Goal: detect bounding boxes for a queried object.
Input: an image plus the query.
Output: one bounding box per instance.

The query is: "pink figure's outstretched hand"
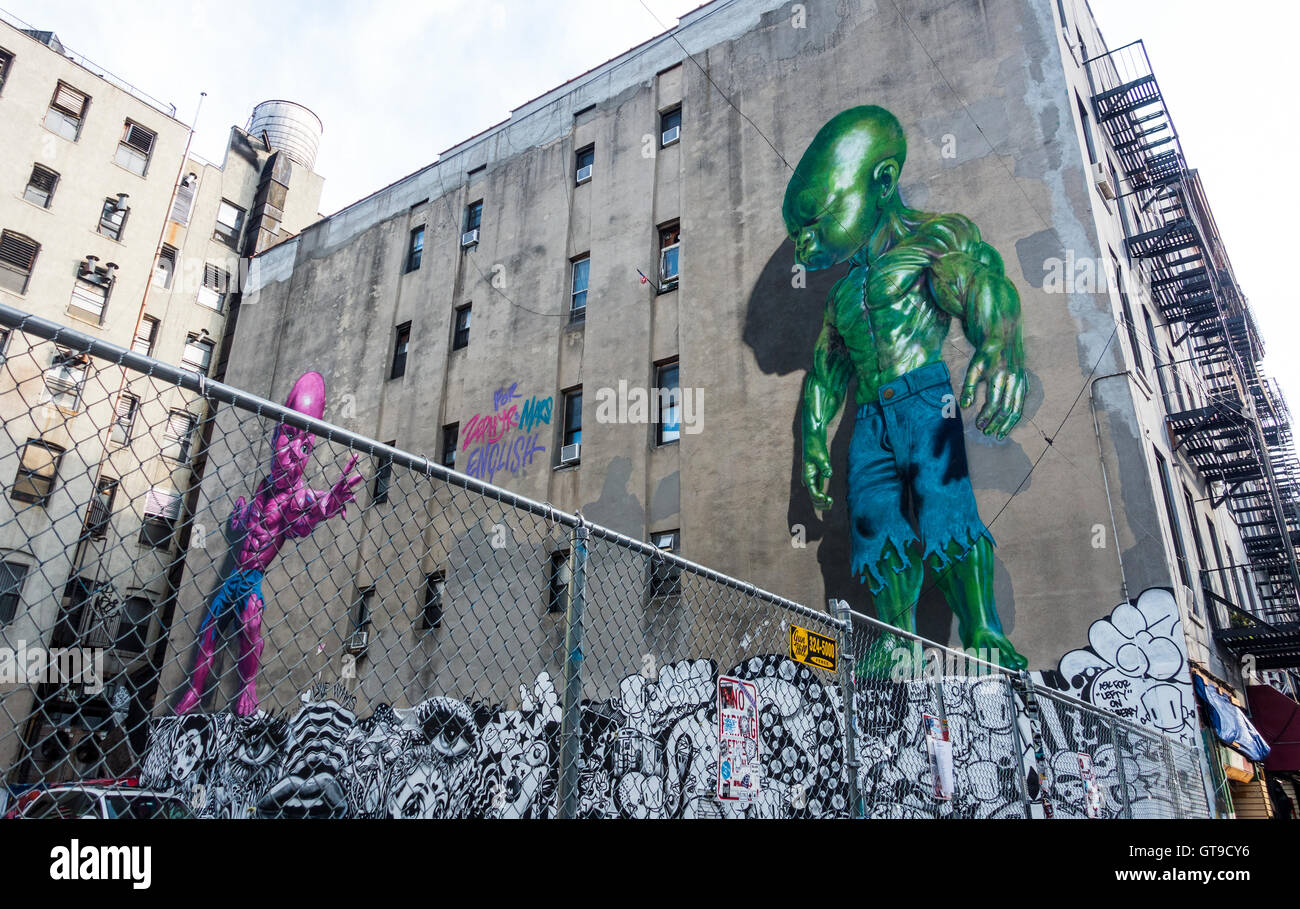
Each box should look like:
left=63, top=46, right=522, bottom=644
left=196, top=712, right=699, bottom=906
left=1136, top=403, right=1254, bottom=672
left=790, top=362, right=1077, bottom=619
left=229, top=496, right=249, bottom=532
left=324, top=454, right=365, bottom=519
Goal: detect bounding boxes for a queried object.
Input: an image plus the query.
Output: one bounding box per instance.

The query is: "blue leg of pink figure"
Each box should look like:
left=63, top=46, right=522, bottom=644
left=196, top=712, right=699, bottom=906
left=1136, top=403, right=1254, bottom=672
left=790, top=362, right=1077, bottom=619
left=236, top=593, right=266, bottom=716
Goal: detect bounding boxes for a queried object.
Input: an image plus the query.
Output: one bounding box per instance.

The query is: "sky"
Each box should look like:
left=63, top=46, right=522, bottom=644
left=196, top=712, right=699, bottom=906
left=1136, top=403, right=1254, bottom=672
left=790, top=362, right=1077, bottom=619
left=5, top=0, right=1296, bottom=411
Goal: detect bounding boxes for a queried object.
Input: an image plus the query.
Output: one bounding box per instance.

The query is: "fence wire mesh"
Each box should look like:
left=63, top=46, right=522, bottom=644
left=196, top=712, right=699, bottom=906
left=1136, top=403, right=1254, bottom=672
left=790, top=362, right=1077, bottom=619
left=0, top=306, right=1213, bottom=819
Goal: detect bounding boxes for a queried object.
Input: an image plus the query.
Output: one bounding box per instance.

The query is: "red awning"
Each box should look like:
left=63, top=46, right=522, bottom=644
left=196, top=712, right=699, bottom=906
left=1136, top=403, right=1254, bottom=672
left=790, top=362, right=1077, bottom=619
left=1246, top=685, right=1300, bottom=773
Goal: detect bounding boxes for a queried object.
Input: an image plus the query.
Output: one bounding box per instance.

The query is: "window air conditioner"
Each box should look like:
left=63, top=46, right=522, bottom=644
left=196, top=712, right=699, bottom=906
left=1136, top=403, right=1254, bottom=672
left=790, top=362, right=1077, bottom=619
left=461, top=228, right=480, bottom=247
left=661, top=125, right=680, bottom=146
left=560, top=443, right=581, bottom=465
left=576, top=163, right=593, bottom=183
left=1092, top=162, right=1116, bottom=201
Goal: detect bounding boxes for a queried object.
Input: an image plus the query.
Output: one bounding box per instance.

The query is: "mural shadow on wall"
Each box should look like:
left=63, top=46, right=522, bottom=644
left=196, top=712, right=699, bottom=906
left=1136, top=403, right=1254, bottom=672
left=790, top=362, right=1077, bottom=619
left=742, top=239, right=1011, bottom=644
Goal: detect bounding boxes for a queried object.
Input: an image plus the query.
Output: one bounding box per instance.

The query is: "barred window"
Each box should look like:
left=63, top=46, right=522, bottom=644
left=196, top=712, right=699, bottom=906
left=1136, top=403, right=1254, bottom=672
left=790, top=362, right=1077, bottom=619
left=0, top=560, right=28, bottom=623
left=153, top=245, right=177, bottom=290
left=111, top=393, right=138, bottom=446
left=162, top=411, right=196, bottom=462
left=133, top=316, right=158, bottom=356
left=86, top=477, right=117, bottom=540
left=139, top=487, right=181, bottom=549
left=45, top=350, right=87, bottom=409
left=170, top=177, right=195, bottom=225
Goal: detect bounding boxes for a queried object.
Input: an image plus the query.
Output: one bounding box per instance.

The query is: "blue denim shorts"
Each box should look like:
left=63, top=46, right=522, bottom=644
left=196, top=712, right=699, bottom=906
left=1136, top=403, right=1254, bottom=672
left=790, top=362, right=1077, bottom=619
left=846, top=361, right=993, bottom=593
left=199, top=568, right=265, bottom=634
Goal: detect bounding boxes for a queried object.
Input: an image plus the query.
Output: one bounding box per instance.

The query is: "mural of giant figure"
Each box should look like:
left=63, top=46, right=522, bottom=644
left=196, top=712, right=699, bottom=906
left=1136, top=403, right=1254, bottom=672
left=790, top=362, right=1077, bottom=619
left=784, top=106, right=1027, bottom=672
left=175, top=372, right=364, bottom=716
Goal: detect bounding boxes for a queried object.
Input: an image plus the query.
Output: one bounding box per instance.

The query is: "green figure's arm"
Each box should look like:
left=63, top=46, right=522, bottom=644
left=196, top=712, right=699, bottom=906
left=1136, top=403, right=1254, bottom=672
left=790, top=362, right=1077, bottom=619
left=803, top=291, right=854, bottom=510
left=926, top=218, right=1026, bottom=439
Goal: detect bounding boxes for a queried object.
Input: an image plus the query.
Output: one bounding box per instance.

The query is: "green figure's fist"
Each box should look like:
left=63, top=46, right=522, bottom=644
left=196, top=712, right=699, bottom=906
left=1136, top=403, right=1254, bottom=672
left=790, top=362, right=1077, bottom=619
left=960, top=346, right=1026, bottom=441
left=803, top=448, right=834, bottom=511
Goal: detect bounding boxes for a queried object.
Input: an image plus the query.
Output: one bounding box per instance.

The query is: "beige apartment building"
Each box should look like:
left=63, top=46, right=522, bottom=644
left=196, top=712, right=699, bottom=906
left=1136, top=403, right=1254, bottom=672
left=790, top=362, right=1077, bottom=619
left=0, top=13, right=325, bottom=782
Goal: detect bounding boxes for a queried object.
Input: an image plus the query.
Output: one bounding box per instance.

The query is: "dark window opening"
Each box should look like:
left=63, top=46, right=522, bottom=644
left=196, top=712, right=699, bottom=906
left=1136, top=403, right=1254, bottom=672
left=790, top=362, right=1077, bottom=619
left=391, top=322, right=411, bottom=379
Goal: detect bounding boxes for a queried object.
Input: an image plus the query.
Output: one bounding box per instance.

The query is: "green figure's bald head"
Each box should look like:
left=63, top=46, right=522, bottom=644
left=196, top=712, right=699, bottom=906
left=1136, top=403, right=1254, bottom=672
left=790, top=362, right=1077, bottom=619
left=784, top=106, right=908, bottom=269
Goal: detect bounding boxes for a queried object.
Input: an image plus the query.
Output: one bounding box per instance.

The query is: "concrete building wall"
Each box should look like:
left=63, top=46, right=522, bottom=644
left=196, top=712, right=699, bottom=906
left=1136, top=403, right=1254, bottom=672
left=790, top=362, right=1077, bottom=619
left=162, top=0, right=1250, bottom=746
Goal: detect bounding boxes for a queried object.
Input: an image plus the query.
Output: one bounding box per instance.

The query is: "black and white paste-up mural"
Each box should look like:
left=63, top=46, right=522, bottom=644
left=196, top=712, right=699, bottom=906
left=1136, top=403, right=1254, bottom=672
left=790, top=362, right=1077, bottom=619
left=142, top=589, right=1197, bottom=818
left=1036, top=587, right=1196, bottom=747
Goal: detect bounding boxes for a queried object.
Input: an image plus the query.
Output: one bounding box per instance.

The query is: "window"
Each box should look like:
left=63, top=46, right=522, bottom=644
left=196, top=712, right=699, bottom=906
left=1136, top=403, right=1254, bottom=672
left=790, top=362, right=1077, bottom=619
left=1076, top=92, right=1096, bottom=165
left=45, top=82, right=89, bottom=141
left=1154, top=450, right=1191, bottom=588
left=422, top=572, right=445, bottom=629
left=405, top=226, right=424, bottom=273
left=0, top=560, right=27, bottom=623
left=656, top=360, right=681, bottom=445
left=197, top=263, right=229, bottom=311
left=170, top=177, right=196, bottom=225
left=562, top=388, right=582, bottom=447
left=373, top=441, right=396, bottom=504
left=213, top=200, right=245, bottom=248
left=139, top=487, right=181, bottom=549
left=452, top=304, right=471, bottom=350
left=391, top=322, right=410, bottom=379
left=163, top=411, right=197, bottom=462
left=115, top=120, right=156, bottom=176
left=24, top=164, right=58, bottom=208
left=111, top=393, right=138, bottom=446
left=132, top=316, right=158, bottom=356
left=0, top=327, right=9, bottom=363
left=70, top=275, right=110, bottom=321
left=465, top=200, right=483, bottom=233
left=153, top=245, right=177, bottom=290
left=0, top=230, right=39, bottom=294
left=660, top=106, right=682, bottom=147
left=12, top=439, right=64, bottom=505
left=659, top=222, right=680, bottom=289
left=647, top=530, right=682, bottom=600
left=86, top=477, right=117, bottom=540
left=353, top=585, right=375, bottom=633
left=45, top=350, right=87, bottom=409
left=1184, top=488, right=1209, bottom=616
left=575, top=145, right=594, bottom=184
left=98, top=196, right=129, bottom=241
left=0, top=47, right=11, bottom=94
left=547, top=550, right=571, bottom=614
left=1111, top=253, right=1143, bottom=375
left=570, top=256, right=589, bottom=324
left=116, top=596, right=153, bottom=653
left=440, top=423, right=458, bottom=469
left=182, top=336, right=214, bottom=375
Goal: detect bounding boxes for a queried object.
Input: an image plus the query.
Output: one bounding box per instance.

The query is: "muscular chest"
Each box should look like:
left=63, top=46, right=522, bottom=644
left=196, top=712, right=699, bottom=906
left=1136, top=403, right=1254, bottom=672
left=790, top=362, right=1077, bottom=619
left=831, top=252, right=945, bottom=350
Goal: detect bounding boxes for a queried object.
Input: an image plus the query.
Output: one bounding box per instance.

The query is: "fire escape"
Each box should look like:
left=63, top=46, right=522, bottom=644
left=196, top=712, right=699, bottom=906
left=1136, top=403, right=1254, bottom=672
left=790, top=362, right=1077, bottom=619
left=1088, top=41, right=1300, bottom=671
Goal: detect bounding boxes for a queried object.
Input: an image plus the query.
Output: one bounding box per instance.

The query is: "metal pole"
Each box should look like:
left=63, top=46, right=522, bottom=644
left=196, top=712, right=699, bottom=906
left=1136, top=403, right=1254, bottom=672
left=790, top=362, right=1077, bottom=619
left=556, top=520, right=589, bottom=819
left=1111, top=720, right=1132, bottom=819
left=1015, top=670, right=1054, bottom=819
left=831, top=599, right=861, bottom=819
left=1004, top=675, right=1033, bottom=819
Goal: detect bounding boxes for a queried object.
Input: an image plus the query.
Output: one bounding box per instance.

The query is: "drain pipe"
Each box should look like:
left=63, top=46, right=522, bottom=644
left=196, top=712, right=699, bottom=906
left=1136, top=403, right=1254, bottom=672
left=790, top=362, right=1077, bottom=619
left=1089, top=371, right=1133, bottom=604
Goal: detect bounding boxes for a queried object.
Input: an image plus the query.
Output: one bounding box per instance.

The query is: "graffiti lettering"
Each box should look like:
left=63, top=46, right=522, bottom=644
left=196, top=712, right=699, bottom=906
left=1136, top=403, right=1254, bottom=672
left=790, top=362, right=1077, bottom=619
left=465, top=433, right=545, bottom=483
left=520, top=396, right=553, bottom=434
left=493, top=383, right=521, bottom=411
left=463, top=406, right=519, bottom=450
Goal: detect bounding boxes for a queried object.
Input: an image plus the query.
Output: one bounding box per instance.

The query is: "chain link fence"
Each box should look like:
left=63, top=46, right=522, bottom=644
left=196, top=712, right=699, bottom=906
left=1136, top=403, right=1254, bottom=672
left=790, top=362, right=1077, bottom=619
left=0, top=304, right=1210, bottom=818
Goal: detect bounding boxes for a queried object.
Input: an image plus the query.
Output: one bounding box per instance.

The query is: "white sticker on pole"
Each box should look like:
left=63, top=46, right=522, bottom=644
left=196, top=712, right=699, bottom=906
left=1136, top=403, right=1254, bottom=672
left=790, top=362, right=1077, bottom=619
left=717, top=675, right=761, bottom=803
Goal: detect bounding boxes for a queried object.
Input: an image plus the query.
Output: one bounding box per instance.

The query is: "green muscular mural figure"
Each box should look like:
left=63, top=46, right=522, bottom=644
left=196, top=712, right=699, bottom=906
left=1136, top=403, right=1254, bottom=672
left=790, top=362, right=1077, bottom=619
left=784, top=106, right=1028, bottom=673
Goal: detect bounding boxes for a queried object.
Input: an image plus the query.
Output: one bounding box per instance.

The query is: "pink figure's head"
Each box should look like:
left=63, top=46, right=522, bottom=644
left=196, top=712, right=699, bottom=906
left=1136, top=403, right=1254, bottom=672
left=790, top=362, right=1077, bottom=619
left=271, top=372, right=326, bottom=490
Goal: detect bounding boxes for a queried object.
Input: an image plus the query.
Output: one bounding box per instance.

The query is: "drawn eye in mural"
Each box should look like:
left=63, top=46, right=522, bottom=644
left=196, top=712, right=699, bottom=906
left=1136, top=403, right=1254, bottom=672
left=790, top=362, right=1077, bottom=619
left=414, top=698, right=481, bottom=760
left=782, top=106, right=1028, bottom=675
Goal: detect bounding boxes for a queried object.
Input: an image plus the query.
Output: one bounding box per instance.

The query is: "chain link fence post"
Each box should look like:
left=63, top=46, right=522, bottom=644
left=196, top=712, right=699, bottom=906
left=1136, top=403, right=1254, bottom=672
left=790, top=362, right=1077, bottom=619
left=831, top=598, right=861, bottom=819
left=556, top=519, right=589, bottom=819
left=1160, top=735, right=1184, bottom=819
left=1014, top=670, right=1054, bottom=818
left=1111, top=719, right=1133, bottom=819
left=1004, top=675, right=1033, bottom=819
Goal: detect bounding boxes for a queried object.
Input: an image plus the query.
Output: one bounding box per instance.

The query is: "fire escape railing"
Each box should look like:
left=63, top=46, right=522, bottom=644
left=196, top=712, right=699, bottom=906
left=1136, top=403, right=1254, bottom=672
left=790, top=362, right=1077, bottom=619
left=1087, top=41, right=1300, bottom=664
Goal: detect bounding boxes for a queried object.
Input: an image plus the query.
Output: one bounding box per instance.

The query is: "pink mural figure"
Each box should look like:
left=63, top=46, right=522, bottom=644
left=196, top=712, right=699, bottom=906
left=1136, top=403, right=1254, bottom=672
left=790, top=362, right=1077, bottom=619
left=175, top=372, right=364, bottom=716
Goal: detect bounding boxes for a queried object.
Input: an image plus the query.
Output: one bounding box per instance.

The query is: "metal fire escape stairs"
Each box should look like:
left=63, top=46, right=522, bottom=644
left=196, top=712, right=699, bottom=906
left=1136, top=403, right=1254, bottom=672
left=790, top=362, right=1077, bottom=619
left=1088, top=41, right=1300, bottom=670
